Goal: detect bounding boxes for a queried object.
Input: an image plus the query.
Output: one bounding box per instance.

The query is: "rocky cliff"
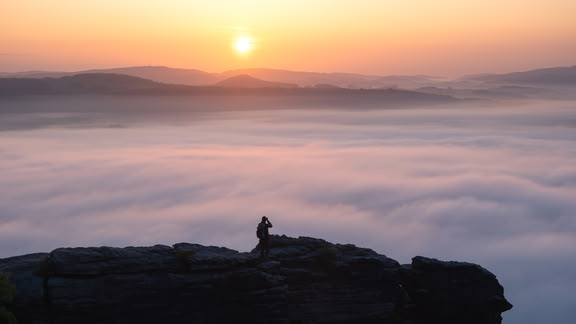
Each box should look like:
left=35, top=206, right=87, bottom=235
left=0, top=235, right=512, bottom=324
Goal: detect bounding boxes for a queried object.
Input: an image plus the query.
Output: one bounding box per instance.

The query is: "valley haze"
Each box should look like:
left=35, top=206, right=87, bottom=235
left=1, top=64, right=576, bottom=324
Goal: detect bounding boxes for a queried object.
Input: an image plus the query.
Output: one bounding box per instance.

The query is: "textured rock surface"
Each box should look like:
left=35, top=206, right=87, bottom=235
left=0, top=235, right=512, bottom=324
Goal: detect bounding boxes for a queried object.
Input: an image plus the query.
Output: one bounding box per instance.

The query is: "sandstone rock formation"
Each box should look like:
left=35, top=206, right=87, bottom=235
left=0, top=235, right=512, bottom=323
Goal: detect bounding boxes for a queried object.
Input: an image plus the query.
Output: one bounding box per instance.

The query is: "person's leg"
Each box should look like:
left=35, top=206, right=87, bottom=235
left=259, top=239, right=265, bottom=258
left=264, top=237, right=270, bottom=257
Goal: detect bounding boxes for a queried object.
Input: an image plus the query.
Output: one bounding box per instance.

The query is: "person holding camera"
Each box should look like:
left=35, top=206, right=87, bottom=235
left=256, top=216, right=273, bottom=258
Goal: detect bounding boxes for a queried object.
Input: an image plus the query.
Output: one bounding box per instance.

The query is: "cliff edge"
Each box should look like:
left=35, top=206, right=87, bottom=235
left=0, top=235, right=512, bottom=323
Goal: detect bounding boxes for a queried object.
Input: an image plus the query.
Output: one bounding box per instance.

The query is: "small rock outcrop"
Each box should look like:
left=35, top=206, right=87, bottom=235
left=0, top=235, right=512, bottom=323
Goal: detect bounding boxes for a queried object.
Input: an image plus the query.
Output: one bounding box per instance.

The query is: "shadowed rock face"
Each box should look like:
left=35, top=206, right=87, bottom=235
left=0, top=235, right=512, bottom=324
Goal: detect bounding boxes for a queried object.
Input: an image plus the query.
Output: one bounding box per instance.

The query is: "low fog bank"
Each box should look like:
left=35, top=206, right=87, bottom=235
left=1, top=98, right=576, bottom=324
left=1, top=94, right=575, bottom=132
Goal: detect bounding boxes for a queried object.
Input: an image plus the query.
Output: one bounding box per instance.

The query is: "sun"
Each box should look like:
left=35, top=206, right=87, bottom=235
left=235, top=37, right=252, bottom=52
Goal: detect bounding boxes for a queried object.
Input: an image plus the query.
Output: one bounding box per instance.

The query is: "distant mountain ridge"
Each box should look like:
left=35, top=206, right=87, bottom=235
left=3, top=64, right=576, bottom=88
left=0, top=73, right=459, bottom=107
left=0, top=66, right=446, bottom=89
left=215, top=74, right=298, bottom=88
left=2, top=64, right=575, bottom=100
left=0, top=66, right=218, bottom=86
left=461, top=65, right=576, bottom=85
left=0, top=73, right=168, bottom=95
left=2, top=64, right=575, bottom=90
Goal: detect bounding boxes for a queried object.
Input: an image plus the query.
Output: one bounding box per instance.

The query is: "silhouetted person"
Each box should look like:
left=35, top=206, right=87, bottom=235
left=257, top=216, right=273, bottom=258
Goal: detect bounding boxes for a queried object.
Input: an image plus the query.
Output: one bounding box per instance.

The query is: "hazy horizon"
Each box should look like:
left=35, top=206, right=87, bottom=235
left=1, top=63, right=574, bottom=79
left=3, top=1, right=576, bottom=76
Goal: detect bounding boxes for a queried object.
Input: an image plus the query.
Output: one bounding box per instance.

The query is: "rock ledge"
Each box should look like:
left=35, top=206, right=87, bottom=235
left=0, top=235, right=512, bottom=323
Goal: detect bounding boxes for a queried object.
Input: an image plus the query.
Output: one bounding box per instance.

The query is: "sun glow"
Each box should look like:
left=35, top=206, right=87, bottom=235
left=235, top=37, right=252, bottom=52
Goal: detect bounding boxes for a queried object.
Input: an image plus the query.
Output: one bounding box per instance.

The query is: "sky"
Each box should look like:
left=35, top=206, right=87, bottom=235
left=2, top=0, right=576, bottom=76
left=1, top=97, right=576, bottom=323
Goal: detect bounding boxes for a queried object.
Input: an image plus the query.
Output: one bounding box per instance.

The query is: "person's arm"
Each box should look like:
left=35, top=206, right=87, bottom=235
left=267, top=220, right=273, bottom=228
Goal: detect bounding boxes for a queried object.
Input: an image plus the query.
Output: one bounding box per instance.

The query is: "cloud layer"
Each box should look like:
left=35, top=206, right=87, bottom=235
left=1, top=99, right=576, bottom=324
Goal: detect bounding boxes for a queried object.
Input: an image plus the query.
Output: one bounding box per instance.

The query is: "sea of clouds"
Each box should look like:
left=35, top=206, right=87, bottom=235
left=1, top=97, right=575, bottom=323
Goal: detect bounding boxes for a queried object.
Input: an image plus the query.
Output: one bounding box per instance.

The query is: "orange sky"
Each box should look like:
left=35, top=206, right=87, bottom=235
left=2, top=0, right=576, bottom=76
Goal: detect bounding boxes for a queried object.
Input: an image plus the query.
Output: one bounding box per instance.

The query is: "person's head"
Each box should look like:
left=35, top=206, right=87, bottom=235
left=261, top=216, right=268, bottom=223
